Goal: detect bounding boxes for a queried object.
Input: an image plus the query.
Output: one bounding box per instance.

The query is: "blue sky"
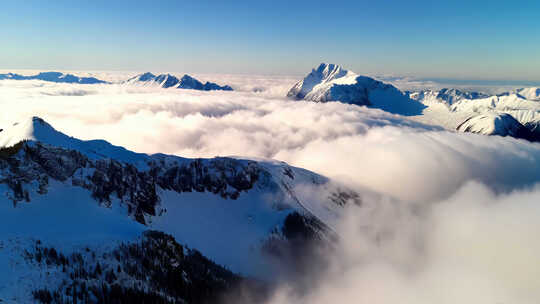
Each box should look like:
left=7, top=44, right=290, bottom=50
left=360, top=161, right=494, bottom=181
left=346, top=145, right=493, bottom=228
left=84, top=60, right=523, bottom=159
left=1, top=0, right=539, bottom=80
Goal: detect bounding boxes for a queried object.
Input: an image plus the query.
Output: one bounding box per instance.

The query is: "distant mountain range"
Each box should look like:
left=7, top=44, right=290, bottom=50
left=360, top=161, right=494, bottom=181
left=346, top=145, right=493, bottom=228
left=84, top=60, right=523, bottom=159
left=125, top=72, right=234, bottom=91
left=1, top=67, right=538, bottom=142
left=0, top=71, right=234, bottom=92
left=288, top=63, right=540, bottom=142
left=0, top=71, right=107, bottom=84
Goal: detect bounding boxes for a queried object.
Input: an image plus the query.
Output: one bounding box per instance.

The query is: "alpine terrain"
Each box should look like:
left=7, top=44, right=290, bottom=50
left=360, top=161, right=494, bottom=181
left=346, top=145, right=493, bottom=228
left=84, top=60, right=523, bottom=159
left=0, top=116, right=359, bottom=303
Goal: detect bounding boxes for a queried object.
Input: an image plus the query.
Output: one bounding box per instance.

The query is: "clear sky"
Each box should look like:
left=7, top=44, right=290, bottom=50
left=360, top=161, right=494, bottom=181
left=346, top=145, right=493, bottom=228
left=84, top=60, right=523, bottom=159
left=1, top=0, right=539, bottom=80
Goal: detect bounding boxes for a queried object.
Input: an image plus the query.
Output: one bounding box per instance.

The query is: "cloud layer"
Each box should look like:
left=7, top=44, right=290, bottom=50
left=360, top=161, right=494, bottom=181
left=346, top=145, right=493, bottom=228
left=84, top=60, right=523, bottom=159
left=1, top=78, right=538, bottom=202
left=266, top=182, right=540, bottom=304
left=1, top=76, right=540, bottom=303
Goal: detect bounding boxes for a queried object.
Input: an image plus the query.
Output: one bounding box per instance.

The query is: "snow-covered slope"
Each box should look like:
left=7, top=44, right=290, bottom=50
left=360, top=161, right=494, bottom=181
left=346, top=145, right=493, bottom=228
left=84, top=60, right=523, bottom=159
left=125, top=72, right=233, bottom=91
left=516, top=87, right=540, bottom=101
left=450, top=93, right=540, bottom=137
left=0, top=117, right=148, bottom=165
left=456, top=113, right=536, bottom=141
left=408, top=86, right=540, bottom=142
left=408, top=88, right=489, bottom=106
left=0, top=72, right=107, bottom=84
left=287, top=63, right=426, bottom=116
left=0, top=116, right=358, bottom=285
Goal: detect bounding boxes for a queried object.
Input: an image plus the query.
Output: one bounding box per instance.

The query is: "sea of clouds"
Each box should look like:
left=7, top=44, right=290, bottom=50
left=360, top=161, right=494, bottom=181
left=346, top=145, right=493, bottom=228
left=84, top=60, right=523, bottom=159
left=1, top=74, right=540, bottom=303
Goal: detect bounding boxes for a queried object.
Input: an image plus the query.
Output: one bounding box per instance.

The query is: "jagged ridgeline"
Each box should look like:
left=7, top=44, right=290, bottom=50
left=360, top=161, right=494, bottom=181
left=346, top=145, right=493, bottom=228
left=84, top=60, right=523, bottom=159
left=1, top=139, right=265, bottom=224
left=124, top=72, right=233, bottom=91
left=0, top=117, right=360, bottom=302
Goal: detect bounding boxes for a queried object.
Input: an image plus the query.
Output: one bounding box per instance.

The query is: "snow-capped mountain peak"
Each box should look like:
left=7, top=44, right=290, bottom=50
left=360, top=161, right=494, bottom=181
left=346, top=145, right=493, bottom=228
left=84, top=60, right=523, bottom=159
left=288, top=63, right=426, bottom=116
left=287, top=63, right=352, bottom=100
left=0, top=116, right=59, bottom=148
left=133, top=72, right=157, bottom=82
left=309, top=63, right=350, bottom=84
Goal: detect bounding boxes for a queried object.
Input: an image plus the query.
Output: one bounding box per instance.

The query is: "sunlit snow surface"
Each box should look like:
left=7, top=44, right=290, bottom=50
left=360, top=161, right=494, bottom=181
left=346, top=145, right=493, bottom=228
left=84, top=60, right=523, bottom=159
left=0, top=180, right=144, bottom=302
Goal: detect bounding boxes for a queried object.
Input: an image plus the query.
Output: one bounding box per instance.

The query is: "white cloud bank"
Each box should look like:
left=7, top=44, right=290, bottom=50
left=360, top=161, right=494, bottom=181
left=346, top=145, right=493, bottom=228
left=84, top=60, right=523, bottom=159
left=1, top=76, right=540, bottom=303
left=267, top=182, right=540, bottom=304
left=1, top=78, right=538, bottom=202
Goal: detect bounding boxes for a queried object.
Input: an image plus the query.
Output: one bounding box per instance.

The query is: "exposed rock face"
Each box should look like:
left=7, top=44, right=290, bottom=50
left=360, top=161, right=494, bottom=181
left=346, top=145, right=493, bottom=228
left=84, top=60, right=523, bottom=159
left=288, top=63, right=426, bottom=116
left=524, top=121, right=540, bottom=141
left=456, top=113, right=537, bottom=142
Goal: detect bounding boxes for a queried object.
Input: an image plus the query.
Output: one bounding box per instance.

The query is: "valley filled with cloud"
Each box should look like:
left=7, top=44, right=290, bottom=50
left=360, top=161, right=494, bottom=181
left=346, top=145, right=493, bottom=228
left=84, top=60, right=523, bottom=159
left=1, top=72, right=539, bottom=303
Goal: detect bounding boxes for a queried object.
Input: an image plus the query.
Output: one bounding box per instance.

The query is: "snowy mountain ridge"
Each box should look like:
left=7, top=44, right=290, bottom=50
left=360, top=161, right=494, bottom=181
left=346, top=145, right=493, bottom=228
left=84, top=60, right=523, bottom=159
left=449, top=93, right=540, bottom=139
left=408, top=88, right=489, bottom=106
left=403, top=84, right=539, bottom=141
left=516, top=87, right=540, bottom=101
left=0, top=116, right=359, bottom=283
left=125, top=72, right=234, bottom=91
left=0, top=72, right=107, bottom=84
left=456, top=113, right=536, bottom=141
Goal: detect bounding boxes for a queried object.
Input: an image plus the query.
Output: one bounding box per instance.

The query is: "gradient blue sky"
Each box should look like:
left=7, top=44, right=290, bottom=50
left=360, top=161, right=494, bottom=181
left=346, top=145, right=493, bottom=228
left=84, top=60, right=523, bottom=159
left=1, top=0, right=539, bottom=80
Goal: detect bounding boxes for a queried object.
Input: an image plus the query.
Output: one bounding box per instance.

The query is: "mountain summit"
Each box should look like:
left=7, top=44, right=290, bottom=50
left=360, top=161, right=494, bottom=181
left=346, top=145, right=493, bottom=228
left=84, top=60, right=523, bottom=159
left=288, top=63, right=426, bottom=116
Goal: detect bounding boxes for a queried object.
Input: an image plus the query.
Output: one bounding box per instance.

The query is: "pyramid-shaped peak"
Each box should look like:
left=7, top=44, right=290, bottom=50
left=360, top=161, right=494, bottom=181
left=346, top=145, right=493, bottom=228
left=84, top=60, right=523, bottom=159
left=310, top=63, right=350, bottom=82
left=180, top=74, right=197, bottom=81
